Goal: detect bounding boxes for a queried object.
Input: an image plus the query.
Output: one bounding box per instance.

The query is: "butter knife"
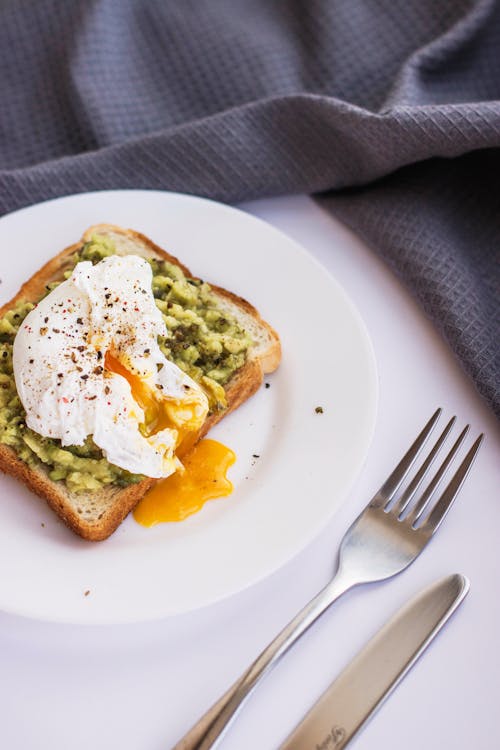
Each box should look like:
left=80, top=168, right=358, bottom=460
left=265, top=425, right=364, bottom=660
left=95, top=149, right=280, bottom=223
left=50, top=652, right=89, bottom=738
left=280, top=573, right=469, bottom=750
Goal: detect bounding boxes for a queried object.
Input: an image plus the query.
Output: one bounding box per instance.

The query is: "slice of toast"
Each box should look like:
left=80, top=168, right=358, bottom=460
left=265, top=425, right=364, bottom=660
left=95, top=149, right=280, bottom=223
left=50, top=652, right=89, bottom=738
left=0, top=224, right=281, bottom=540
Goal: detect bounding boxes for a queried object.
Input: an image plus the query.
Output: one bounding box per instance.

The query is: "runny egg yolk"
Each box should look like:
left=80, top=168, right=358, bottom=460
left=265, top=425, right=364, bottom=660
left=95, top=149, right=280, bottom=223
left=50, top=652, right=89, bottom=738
left=133, top=439, right=236, bottom=525
left=104, top=353, right=236, bottom=524
left=104, top=352, right=196, bottom=441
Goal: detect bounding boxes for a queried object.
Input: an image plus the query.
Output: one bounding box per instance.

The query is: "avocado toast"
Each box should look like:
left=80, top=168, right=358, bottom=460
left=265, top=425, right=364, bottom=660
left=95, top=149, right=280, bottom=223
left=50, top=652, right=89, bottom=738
left=0, top=224, right=281, bottom=540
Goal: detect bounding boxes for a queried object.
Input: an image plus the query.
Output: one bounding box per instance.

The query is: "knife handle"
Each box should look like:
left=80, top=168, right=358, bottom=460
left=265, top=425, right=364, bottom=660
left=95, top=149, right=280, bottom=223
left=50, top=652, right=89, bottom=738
left=171, top=570, right=354, bottom=750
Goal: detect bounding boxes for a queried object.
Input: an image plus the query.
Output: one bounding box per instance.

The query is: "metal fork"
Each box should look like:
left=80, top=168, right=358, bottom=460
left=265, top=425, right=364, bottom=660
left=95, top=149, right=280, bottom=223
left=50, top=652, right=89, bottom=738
left=173, top=409, right=483, bottom=750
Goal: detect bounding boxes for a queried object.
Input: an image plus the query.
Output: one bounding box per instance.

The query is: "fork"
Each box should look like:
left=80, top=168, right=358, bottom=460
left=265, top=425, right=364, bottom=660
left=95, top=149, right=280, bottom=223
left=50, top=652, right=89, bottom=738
left=173, top=409, right=483, bottom=750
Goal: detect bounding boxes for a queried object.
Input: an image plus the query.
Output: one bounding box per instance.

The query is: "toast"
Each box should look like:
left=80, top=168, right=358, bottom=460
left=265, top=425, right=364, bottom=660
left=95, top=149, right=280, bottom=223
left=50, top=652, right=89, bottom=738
left=0, top=224, right=281, bottom=540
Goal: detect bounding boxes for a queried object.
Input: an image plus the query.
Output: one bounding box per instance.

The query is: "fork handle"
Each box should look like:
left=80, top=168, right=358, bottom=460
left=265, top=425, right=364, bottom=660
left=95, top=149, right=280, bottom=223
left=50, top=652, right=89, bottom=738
left=171, top=569, right=355, bottom=750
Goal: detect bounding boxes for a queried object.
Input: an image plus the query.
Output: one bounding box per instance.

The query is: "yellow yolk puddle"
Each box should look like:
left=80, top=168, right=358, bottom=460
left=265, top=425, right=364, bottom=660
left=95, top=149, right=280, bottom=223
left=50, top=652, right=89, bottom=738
left=133, top=439, right=236, bottom=525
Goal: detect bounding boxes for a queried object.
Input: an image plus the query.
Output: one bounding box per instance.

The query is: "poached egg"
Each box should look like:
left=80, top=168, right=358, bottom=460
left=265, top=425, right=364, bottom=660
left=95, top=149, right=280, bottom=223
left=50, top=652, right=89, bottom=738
left=13, top=254, right=209, bottom=478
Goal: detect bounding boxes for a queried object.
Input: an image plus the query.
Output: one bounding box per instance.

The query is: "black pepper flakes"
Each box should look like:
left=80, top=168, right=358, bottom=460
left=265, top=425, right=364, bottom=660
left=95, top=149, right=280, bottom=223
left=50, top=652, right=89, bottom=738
left=315, top=406, right=324, bottom=414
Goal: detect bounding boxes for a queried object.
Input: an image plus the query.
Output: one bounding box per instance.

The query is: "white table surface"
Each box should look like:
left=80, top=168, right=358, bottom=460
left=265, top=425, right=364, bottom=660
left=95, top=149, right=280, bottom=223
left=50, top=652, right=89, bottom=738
left=0, top=194, right=498, bottom=750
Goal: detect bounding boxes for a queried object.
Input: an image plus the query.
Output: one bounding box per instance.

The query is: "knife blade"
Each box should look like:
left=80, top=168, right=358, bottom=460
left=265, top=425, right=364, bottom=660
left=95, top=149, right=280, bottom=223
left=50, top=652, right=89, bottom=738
left=279, top=573, right=469, bottom=750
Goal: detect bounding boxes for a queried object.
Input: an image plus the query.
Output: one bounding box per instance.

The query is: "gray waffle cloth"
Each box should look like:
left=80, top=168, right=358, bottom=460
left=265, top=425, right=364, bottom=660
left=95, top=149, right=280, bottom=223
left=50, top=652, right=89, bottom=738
left=0, top=0, right=499, bottom=416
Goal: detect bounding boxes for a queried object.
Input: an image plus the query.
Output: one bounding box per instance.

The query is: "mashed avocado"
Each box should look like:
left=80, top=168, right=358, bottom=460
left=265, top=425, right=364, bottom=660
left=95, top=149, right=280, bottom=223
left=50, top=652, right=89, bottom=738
left=0, top=236, right=252, bottom=492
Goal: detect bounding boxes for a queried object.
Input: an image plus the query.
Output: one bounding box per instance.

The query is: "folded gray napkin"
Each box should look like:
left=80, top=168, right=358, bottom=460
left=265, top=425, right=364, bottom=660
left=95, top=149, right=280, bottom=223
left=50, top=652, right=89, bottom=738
left=0, top=0, right=498, bottom=415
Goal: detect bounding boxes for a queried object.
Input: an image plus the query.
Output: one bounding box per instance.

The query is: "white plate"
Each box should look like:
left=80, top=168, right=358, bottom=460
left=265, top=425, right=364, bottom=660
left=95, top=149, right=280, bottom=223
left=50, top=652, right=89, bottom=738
left=0, top=190, right=377, bottom=624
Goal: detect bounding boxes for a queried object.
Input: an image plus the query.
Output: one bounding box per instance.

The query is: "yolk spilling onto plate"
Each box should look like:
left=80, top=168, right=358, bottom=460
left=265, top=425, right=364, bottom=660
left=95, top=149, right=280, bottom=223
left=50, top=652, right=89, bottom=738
left=133, top=439, right=236, bottom=525
left=104, top=354, right=235, bottom=524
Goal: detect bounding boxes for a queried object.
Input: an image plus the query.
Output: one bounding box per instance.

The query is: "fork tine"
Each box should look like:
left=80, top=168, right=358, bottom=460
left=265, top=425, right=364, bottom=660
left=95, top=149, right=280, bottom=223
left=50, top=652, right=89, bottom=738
left=392, top=417, right=456, bottom=517
left=406, top=425, right=469, bottom=526
left=420, top=433, right=484, bottom=534
left=371, top=408, right=441, bottom=508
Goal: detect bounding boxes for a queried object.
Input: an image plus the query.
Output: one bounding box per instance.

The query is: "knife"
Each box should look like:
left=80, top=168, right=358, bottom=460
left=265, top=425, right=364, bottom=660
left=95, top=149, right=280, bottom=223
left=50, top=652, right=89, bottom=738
left=279, top=573, right=469, bottom=750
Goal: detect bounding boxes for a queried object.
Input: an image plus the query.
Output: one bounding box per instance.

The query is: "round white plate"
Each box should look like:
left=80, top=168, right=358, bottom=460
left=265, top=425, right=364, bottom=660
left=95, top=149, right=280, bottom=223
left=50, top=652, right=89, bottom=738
left=0, top=190, right=377, bottom=624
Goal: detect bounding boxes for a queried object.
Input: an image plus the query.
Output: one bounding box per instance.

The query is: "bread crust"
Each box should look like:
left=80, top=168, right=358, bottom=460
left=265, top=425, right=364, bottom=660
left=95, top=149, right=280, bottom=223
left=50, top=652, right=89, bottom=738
left=0, top=225, right=280, bottom=540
